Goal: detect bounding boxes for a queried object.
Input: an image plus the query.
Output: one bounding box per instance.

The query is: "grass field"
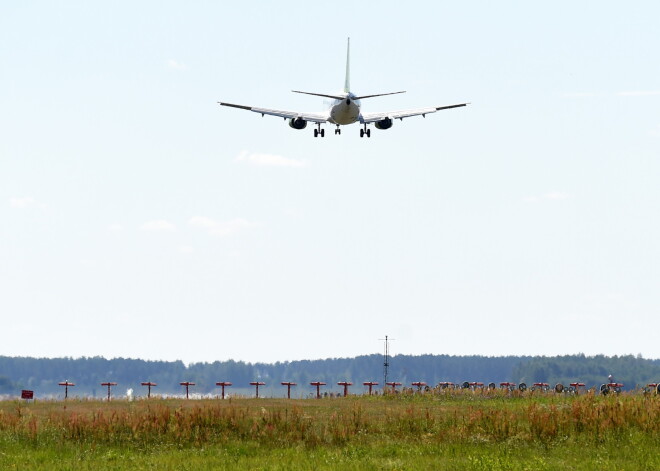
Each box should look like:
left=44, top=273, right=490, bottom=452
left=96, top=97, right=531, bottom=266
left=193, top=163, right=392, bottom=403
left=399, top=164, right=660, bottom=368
left=1, top=390, right=658, bottom=470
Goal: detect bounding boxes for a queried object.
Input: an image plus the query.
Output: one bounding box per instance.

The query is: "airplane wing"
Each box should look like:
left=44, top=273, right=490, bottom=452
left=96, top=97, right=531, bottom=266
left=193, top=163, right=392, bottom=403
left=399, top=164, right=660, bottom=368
left=360, top=103, right=468, bottom=123
left=218, top=102, right=329, bottom=123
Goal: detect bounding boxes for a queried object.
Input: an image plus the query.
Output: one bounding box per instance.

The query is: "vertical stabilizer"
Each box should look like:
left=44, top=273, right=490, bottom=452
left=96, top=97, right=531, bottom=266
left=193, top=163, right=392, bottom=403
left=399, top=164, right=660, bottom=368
left=344, top=37, right=351, bottom=93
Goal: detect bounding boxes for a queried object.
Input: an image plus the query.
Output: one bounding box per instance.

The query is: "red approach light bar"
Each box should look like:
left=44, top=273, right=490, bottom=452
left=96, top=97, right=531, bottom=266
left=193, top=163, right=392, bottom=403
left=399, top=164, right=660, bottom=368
left=180, top=382, right=195, bottom=399
left=216, top=381, right=232, bottom=399
left=386, top=382, right=402, bottom=392
left=363, top=381, right=378, bottom=395
left=310, top=381, right=326, bottom=399
left=101, top=382, right=117, bottom=401
left=337, top=381, right=353, bottom=397
left=411, top=381, right=427, bottom=390
left=58, top=381, right=75, bottom=399
left=250, top=381, right=266, bottom=398
left=141, top=382, right=157, bottom=398
left=281, top=382, right=297, bottom=399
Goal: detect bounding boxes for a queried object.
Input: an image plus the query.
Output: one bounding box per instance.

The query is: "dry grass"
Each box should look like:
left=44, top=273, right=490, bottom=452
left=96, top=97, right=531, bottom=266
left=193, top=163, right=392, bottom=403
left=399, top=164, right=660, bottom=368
left=1, top=390, right=657, bottom=448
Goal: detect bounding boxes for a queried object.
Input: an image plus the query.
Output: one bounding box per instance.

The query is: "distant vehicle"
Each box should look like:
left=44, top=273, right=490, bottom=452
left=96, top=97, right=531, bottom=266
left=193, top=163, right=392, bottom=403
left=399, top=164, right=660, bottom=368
left=218, top=38, right=468, bottom=138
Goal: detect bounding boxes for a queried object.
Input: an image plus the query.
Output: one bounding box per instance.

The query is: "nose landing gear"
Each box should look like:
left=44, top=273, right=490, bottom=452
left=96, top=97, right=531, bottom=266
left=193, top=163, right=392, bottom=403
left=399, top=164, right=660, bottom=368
left=335, top=125, right=341, bottom=135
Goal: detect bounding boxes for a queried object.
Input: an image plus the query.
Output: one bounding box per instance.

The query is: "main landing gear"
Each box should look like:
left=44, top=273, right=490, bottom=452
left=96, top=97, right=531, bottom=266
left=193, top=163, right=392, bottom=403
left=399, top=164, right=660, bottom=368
left=334, top=125, right=341, bottom=135
left=360, top=124, right=371, bottom=138
left=313, top=123, right=325, bottom=138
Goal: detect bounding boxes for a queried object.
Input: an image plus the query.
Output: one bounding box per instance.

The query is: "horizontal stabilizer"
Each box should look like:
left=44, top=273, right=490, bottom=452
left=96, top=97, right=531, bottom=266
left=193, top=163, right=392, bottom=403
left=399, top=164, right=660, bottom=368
left=292, top=90, right=345, bottom=100
left=354, top=91, right=406, bottom=100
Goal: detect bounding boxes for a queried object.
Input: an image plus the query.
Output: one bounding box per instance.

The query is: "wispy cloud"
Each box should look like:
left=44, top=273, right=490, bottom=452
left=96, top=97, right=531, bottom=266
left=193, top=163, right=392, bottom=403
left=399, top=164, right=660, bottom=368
left=649, top=125, right=660, bottom=137
left=9, top=196, right=43, bottom=209
left=235, top=150, right=306, bottom=168
left=544, top=191, right=570, bottom=200
left=140, top=220, right=176, bottom=232
left=189, top=216, right=258, bottom=237
left=617, top=90, right=660, bottom=97
left=167, top=59, right=188, bottom=71
left=561, top=92, right=596, bottom=98
left=523, top=191, right=571, bottom=203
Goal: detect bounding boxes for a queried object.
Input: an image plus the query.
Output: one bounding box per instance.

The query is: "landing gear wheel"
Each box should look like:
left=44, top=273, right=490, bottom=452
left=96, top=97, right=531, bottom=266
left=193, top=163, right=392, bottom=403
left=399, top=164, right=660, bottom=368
left=320, top=129, right=325, bottom=137
left=314, top=129, right=318, bottom=138
left=366, top=129, right=371, bottom=138
left=360, top=129, right=364, bottom=138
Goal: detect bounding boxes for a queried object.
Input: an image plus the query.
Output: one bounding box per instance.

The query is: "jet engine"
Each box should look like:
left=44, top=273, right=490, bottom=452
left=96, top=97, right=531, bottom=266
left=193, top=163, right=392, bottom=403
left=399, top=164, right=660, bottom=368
left=374, top=118, right=393, bottom=130
left=288, top=118, right=307, bottom=130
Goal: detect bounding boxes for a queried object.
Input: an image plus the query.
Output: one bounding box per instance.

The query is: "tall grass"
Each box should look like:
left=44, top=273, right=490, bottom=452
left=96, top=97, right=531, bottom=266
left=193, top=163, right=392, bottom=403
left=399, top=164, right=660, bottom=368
left=1, top=392, right=657, bottom=448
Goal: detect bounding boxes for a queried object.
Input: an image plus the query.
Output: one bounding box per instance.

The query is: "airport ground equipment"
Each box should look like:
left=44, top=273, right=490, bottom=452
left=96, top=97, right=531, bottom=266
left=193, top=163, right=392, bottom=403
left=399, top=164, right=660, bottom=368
left=101, top=382, right=117, bottom=401
left=363, top=381, right=379, bottom=395
left=568, top=382, right=586, bottom=394
left=58, top=381, right=75, bottom=399
left=310, top=381, right=326, bottom=399
left=386, top=381, right=402, bottom=392
left=141, top=382, right=157, bottom=398
left=600, top=382, right=623, bottom=395
left=180, top=382, right=195, bottom=399
left=250, top=381, right=266, bottom=398
left=531, top=382, right=550, bottom=392
left=411, top=382, right=427, bottom=392
left=337, top=381, right=353, bottom=397
left=281, top=382, right=297, bottom=399
left=500, top=382, right=516, bottom=391
left=216, top=381, right=232, bottom=398
left=643, top=383, right=659, bottom=394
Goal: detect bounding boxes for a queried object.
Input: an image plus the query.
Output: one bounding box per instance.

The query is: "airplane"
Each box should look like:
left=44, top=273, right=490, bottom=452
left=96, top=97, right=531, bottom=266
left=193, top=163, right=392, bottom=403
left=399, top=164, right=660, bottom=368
left=218, top=38, right=468, bottom=138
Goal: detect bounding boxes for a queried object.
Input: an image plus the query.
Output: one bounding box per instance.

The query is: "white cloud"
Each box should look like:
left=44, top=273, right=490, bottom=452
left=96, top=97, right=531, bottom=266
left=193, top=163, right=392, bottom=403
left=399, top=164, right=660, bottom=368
left=561, top=92, right=596, bottom=98
left=167, top=59, right=188, bottom=71
left=10, top=196, right=40, bottom=208
left=140, top=220, right=176, bottom=232
left=523, top=192, right=570, bottom=203
left=179, top=245, right=194, bottom=254
left=544, top=191, right=570, bottom=200
left=108, top=223, right=123, bottom=233
left=235, top=150, right=306, bottom=168
left=649, top=125, right=660, bottom=137
left=189, top=216, right=258, bottom=236
left=617, top=90, right=660, bottom=97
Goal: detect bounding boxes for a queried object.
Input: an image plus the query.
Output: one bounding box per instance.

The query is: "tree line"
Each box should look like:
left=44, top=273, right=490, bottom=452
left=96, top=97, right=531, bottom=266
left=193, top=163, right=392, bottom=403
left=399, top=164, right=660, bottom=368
left=1, top=354, right=658, bottom=397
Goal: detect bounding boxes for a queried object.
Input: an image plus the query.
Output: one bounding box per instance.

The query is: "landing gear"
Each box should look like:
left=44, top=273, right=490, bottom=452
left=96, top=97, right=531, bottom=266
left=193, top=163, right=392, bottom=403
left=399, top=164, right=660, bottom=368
left=335, top=125, right=341, bottom=135
left=314, top=123, right=325, bottom=138
left=360, top=125, right=371, bottom=138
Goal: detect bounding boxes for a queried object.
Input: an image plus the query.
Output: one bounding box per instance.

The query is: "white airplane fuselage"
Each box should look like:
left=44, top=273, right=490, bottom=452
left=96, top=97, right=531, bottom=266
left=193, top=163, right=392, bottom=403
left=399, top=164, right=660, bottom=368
left=328, top=93, right=361, bottom=125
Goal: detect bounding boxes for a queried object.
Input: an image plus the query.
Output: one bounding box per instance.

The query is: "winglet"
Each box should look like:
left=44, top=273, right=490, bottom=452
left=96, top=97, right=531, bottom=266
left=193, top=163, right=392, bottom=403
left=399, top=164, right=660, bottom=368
left=344, top=37, right=350, bottom=93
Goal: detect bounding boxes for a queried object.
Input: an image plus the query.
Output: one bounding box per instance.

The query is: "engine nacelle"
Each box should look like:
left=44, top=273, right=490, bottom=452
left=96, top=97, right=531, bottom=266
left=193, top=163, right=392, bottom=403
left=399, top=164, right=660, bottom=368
left=374, top=118, right=393, bottom=130
left=288, top=118, right=307, bottom=130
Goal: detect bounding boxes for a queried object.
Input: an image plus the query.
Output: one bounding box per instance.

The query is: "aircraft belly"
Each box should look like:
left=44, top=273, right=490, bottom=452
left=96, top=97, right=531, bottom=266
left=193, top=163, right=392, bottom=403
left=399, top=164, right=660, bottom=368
left=330, top=103, right=359, bottom=125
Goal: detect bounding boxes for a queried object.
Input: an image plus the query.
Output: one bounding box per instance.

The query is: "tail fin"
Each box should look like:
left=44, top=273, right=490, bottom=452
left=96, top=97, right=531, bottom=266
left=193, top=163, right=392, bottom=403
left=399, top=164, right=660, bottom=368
left=344, top=37, right=350, bottom=93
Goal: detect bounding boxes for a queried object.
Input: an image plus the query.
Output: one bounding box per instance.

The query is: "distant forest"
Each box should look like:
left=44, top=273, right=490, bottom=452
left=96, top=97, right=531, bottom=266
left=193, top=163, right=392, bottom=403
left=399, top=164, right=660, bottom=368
left=1, top=354, right=659, bottom=398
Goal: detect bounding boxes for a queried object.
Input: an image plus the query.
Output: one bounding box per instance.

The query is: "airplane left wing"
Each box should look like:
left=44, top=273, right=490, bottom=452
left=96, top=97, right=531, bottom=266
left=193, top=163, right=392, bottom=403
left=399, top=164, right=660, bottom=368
left=219, top=102, right=329, bottom=123
left=360, top=103, right=468, bottom=123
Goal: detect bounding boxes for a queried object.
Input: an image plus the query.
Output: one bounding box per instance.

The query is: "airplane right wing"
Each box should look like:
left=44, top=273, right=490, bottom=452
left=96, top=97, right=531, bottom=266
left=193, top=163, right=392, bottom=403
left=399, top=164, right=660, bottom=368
left=360, top=103, right=468, bottom=123
left=218, top=102, right=329, bottom=123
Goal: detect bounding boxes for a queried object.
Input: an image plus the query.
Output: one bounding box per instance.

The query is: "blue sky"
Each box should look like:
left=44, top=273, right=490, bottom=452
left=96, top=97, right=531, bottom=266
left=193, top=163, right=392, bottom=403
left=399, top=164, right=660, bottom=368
left=1, top=1, right=659, bottom=363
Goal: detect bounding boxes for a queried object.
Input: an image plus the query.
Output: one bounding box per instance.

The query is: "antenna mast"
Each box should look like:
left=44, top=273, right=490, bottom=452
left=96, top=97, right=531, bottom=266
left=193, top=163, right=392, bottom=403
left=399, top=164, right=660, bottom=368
left=379, top=335, right=394, bottom=387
